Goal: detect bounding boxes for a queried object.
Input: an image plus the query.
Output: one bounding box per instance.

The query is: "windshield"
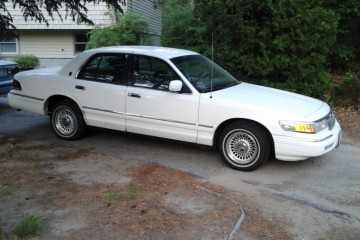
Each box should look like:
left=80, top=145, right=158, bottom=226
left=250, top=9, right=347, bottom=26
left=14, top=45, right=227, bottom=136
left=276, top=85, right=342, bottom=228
left=171, top=55, right=240, bottom=93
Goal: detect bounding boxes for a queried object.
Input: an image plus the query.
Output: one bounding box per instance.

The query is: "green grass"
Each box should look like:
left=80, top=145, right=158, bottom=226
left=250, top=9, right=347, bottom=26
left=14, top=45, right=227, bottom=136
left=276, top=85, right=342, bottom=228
left=127, top=183, right=142, bottom=201
left=212, top=196, right=221, bottom=206
left=12, top=215, right=41, bottom=238
left=0, top=227, right=5, bottom=240
left=28, top=164, right=41, bottom=175
left=45, top=189, right=55, bottom=197
left=104, top=189, right=125, bottom=206
left=104, top=183, right=143, bottom=206
left=0, top=185, right=11, bottom=196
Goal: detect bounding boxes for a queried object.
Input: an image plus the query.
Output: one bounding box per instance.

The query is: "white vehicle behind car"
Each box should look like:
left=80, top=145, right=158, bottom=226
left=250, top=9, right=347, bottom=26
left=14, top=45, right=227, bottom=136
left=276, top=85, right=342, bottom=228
left=8, top=46, right=342, bottom=171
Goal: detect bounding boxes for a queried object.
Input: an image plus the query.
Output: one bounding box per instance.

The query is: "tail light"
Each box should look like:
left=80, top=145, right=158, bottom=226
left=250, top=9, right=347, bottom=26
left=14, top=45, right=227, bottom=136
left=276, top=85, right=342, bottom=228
left=12, top=79, right=22, bottom=90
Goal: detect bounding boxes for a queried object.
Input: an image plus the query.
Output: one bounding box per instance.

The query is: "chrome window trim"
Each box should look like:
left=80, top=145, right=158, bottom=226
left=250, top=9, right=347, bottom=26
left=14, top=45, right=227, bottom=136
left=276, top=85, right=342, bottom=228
left=83, top=106, right=124, bottom=115
left=9, top=92, right=44, bottom=102
left=126, top=113, right=196, bottom=126
left=198, top=124, right=214, bottom=129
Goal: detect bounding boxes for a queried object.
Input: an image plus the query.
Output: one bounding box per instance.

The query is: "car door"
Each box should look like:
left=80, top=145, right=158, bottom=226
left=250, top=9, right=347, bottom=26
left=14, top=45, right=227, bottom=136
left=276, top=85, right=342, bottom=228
left=72, top=53, right=129, bottom=131
left=125, top=55, right=200, bottom=143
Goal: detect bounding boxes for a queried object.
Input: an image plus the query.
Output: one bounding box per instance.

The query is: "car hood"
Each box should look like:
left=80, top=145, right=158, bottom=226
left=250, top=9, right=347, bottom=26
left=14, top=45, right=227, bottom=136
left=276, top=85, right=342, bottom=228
left=211, top=83, right=329, bottom=121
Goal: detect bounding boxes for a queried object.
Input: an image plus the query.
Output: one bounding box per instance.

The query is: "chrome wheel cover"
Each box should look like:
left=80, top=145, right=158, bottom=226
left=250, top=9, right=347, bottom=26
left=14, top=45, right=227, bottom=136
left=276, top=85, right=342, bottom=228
left=54, top=107, right=77, bottom=136
left=225, top=130, right=260, bottom=165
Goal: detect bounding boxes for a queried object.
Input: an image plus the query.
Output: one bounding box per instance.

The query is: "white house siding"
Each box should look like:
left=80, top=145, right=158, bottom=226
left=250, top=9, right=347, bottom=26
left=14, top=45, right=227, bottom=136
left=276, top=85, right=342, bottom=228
left=5, top=2, right=116, bottom=29
left=19, top=30, right=74, bottom=58
left=2, top=1, right=161, bottom=66
left=127, top=0, right=162, bottom=45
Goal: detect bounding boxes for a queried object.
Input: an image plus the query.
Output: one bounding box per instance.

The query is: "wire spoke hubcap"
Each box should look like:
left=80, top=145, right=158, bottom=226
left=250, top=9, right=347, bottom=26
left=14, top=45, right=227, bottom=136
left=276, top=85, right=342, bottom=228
left=225, top=130, right=259, bottom=164
left=55, top=108, right=77, bottom=136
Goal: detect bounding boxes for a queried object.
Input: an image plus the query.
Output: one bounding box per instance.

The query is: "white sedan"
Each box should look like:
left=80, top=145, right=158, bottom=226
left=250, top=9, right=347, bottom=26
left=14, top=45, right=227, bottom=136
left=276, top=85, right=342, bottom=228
left=8, top=46, right=342, bottom=171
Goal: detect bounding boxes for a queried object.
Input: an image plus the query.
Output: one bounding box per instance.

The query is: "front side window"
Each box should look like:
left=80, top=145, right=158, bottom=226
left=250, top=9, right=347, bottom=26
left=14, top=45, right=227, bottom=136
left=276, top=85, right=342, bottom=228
left=0, top=36, right=17, bottom=53
left=77, top=53, right=128, bottom=84
left=171, top=55, right=240, bottom=93
left=133, top=55, right=180, bottom=91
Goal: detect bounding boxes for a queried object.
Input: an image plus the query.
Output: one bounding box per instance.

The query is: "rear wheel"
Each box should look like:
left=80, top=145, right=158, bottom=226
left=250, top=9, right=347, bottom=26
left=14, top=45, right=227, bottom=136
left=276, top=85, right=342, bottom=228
left=219, top=121, right=270, bottom=171
left=50, top=100, right=86, bottom=140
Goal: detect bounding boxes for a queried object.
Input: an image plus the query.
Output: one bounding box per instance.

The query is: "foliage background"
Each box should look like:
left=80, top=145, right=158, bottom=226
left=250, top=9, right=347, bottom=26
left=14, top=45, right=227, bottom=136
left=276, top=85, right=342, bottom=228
left=162, top=0, right=360, bottom=104
left=13, top=55, right=40, bottom=70
left=86, top=13, right=148, bottom=49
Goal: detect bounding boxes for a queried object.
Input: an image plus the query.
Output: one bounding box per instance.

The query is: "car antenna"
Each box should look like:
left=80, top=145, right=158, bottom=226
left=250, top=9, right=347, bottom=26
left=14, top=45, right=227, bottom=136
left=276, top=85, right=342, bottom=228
left=210, top=32, right=214, bottom=99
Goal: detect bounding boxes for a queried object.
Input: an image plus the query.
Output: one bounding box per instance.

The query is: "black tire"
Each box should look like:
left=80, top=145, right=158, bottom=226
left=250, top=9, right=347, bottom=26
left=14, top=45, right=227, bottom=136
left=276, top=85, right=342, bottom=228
left=219, top=121, right=270, bottom=171
left=50, top=100, right=86, bottom=140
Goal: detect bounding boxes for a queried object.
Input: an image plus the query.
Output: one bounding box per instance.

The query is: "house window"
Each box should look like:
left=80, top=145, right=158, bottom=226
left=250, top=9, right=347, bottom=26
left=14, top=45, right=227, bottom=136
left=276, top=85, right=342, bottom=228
left=0, top=36, right=17, bottom=53
left=74, top=33, right=88, bottom=53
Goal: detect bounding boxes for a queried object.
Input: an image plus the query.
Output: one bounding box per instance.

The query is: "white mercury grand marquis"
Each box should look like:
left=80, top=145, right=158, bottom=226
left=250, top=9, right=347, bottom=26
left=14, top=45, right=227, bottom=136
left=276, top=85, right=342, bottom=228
left=8, top=46, right=342, bottom=171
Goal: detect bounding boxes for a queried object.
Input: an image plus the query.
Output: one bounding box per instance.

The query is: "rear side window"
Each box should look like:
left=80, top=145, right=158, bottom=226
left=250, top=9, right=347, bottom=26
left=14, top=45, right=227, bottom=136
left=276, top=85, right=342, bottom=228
left=77, top=53, right=128, bottom=84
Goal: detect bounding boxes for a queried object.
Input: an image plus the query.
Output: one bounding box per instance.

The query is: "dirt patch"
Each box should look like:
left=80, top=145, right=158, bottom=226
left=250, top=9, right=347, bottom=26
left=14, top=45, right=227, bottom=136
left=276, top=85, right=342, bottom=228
left=0, top=135, right=291, bottom=239
left=333, top=104, right=360, bottom=146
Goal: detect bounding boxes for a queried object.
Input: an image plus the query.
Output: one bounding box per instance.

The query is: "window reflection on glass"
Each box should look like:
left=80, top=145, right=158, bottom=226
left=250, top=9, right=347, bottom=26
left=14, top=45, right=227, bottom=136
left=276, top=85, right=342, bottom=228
left=77, top=54, right=128, bottom=84
left=0, top=36, right=17, bottom=53
left=171, top=55, right=240, bottom=93
left=134, top=55, right=179, bottom=91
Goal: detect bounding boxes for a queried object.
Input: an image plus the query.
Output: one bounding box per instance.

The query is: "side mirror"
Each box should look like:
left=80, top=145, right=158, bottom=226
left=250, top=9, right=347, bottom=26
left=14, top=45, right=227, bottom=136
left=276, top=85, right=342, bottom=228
left=169, top=80, right=183, bottom=92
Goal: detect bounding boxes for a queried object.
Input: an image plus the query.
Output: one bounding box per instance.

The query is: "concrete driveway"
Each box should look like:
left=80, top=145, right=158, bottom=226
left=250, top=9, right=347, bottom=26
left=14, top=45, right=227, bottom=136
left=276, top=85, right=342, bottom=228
left=1, top=95, right=359, bottom=239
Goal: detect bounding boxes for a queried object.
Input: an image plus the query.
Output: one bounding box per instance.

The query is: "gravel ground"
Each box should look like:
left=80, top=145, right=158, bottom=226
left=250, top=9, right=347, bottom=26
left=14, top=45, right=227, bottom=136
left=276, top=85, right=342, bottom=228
left=0, top=136, right=291, bottom=240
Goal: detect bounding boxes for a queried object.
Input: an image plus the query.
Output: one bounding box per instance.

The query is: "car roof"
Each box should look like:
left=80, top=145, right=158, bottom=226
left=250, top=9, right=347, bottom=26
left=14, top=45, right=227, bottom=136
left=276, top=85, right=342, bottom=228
left=84, top=46, right=199, bottom=59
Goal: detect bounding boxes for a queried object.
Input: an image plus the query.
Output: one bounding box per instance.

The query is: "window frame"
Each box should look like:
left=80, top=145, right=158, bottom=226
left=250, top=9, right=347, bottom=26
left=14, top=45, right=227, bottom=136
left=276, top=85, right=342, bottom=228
left=0, top=35, right=18, bottom=55
left=132, top=54, right=190, bottom=92
left=74, top=33, right=89, bottom=54
left=76, top=53, right=129, bottom=85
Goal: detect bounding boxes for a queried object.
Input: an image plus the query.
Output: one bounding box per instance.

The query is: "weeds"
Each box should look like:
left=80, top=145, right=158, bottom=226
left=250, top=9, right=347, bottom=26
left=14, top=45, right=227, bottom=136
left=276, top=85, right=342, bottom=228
left=213, top=196, right=221, bottom=206
left=104, top=189, right=125, bottom=206
left=127, top=183, right=142, bottom=201
left=104, top=183, right=142, bottom=206
left=45, top=189, right=55, bottom=197
left=0, top=227, right=5, bottom=240
left=0, top=184, right=11, bottom=195
left=28, top=164, right=41, bottom=175
left=12, top=214, right=41, bottom=238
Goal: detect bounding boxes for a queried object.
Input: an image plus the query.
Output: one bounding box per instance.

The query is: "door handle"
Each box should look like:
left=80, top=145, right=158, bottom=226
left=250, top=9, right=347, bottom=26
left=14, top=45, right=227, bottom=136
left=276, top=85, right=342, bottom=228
left=75, top=85, right=86, bottom=90
left=128, top=93, right=141, bottom=98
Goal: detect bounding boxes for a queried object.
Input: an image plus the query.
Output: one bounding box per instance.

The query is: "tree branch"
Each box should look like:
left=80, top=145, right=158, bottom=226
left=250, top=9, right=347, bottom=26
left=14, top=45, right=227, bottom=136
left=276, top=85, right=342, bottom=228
left=0, top=0, right=125, bottom=39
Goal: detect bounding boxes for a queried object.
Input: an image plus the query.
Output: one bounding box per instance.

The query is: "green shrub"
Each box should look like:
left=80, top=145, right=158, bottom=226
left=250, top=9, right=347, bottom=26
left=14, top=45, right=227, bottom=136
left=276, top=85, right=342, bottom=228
left=162, top=0, right=339, bottom=98
left=191, top=0, right=339, bottom=98
left=12, top=214, right=41, bottom=238
left=322, top=0, right=360, bottom=68
left=161, top=1, right=207, bottom=52
left=13, top=55, right=40, bottom=70
left=86, top=13, right=148, bottom=49
left=333, top=71, right=360, bottom=105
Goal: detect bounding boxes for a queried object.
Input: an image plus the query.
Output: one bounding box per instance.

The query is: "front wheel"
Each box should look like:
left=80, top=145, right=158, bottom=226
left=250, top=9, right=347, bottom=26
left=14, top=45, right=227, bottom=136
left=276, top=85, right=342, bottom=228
left=219, top=122, right=270, bottom=171
left=50, top=100, right=86, bottom=140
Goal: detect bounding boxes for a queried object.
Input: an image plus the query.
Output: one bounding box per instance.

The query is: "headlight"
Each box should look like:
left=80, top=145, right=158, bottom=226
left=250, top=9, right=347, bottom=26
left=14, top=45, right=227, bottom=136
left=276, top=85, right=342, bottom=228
left=279, top=119, right=328, bottom=134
